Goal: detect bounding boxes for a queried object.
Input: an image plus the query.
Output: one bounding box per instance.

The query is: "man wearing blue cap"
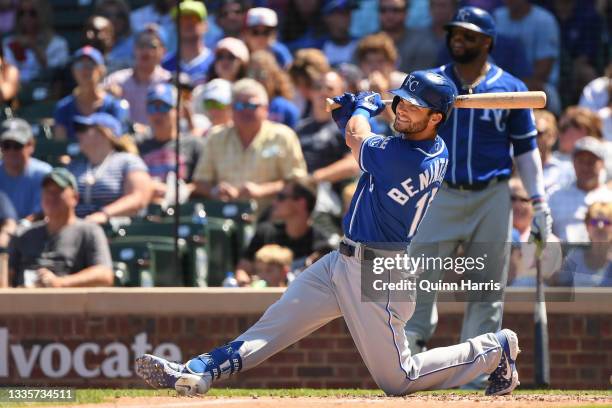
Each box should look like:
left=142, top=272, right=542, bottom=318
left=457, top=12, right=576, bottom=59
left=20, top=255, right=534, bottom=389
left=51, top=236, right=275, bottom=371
left=8, top=167, right=113, bottom=288
left=135, top=83, right=204, bottom=201
left=321, top=0, right=359, bottom=67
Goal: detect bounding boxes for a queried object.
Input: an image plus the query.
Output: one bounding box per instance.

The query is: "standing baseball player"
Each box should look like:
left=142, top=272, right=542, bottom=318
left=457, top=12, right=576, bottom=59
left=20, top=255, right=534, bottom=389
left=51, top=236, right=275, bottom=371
left=403, top=6, right=551, bottom=387
left=135, top=71, right=520, bottom=397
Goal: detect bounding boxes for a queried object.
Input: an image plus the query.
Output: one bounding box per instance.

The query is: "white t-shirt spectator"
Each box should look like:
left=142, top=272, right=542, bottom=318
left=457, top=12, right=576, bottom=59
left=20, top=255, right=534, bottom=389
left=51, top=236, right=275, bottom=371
left=2, top=35, right=69, bottom=82
left=549, top=183, right=612, bottom=243
left=543, top=156, right=575, bottom=197
left=554, top=248, right=612, bottom=287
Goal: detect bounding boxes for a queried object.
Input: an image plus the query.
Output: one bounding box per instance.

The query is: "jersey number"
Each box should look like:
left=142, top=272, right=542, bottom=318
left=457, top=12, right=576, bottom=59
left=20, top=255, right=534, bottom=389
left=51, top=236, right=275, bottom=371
left=408, top=187, right=438, bottom=239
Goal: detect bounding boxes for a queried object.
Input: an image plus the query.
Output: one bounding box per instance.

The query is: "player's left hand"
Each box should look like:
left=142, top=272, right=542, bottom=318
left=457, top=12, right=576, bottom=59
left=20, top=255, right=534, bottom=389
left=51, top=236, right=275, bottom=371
left=530, top=199, right=552, bottom=247
left=354, top=91, right=386, bottom=118
left=331, top=92, right=356, bottom=132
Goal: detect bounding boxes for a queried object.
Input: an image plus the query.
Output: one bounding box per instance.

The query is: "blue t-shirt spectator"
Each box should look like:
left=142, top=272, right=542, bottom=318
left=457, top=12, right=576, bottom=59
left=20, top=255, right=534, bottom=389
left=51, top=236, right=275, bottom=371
left=493, top=5, right=560, bottom=85
left=161, top=49, right=214, bottom=86
left=269, top=41, right=293, bottom=69
left=269, top=96, right=300, bottom=129
left=54, top=94, right=130, bottom=141
left=0, top=191, right=17, bottom=221
left=0, top=158, right=51, bottom=219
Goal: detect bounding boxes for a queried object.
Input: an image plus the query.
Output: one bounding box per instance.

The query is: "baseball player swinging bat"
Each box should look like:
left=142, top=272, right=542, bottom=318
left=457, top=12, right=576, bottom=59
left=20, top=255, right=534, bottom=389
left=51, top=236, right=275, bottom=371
left=326, top=90, right=547, bottom=112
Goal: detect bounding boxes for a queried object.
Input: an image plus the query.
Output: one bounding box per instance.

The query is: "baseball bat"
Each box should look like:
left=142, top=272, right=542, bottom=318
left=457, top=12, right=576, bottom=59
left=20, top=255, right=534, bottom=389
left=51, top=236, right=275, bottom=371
left=534, top=243, right=551, bottom=387
left=325, top=91, right=547, bottom=112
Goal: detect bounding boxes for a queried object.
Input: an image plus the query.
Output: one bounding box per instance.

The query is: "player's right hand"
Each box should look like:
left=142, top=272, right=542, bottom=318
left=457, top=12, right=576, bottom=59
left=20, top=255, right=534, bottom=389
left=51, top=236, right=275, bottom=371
left=331, top=93, right=356, bottom=132
left=530, top=199, right=552, bottom=248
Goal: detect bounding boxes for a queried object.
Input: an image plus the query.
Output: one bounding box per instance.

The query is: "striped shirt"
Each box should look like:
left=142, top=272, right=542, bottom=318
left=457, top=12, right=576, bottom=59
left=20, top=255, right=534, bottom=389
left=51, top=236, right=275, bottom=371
left=68, top=152, right=148, bottom=217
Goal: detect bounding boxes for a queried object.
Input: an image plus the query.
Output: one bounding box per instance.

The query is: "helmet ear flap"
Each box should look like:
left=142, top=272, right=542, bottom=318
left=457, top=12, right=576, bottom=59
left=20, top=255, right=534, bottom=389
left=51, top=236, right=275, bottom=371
left=392, top=96, right=401, bottom=114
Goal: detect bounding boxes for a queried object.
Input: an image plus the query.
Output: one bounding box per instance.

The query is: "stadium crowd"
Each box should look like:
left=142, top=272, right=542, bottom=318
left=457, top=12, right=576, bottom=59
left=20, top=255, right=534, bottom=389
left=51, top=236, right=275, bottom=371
left=0, top=0, right=610, bottom=289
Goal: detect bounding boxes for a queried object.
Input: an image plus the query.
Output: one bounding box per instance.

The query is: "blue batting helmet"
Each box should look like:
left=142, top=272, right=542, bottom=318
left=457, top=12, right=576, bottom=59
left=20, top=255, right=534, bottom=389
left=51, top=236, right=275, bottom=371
left=389, top=70, right=458, bottom=122
left=444, top=6, right=496, bottom=45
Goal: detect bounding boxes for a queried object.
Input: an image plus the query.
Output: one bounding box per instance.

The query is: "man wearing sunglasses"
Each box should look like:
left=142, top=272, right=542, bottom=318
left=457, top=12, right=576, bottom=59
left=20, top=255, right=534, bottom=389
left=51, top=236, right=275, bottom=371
left=242, top=7, right=292, bottom=69
left=0, top=118, right=51, bottom=222
left=135, top=83, right=203, bottom=203
left=192, top=78, right=307, bottom=215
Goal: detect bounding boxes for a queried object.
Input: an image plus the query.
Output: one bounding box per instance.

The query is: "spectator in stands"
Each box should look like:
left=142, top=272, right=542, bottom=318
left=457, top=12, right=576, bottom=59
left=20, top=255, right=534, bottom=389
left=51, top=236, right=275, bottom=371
left=354, top=32, right=400, bottom=135
left=54, top=46, right=130, bottom=142
left=579, top=63, right=611, bottom=113
left=206, top=0, right=248, bottom=48
left=0, top=118, right=51, bottom=221
left=551, top=0, right=601, bottom=106
left=236, top=178, right=335, bottom=285
left=2, top=0, right=69, bottom=83
left=206, top=37, right=249, bottom=83
left=83, top=15, right=122, bottom=71
left=192, top=78, right=307, bottom=213
left=94, top=0, right=135, bottom=72
left=280, top=0, right=325, bottom=52
left=105, top=26, right=171, bottom=127
left=252, top=244, right=294, bottom=287
left=191, top=78, right=233, bottom=136
left=507, top=177, right=562, bottom=287
left=551, top=201, right=612, bottom=287
left=0, top=0, right=16, bottom=35
left=248, top=50, right=299, bottom=129
left=130, top=0, right=174, bottom=34
left=135, top=84, right=203, bottom=203
left=379, top=0, right=439, bottom=74
left=68, top=113, right=151, bottom=223
left=161, top=1, right=212, bottom=86
left=320, top=0, right=358, bottom=67
left=493, top=0, right=561, bottom=114
left=549, top=137, right=612, bottom=243
left=0, top=45, right=19, bottom=118
left=9, top=168, right=114, bottom=288
left=242, top=7, right=292, bottom=69
left=534, top=109, right=574, bottom=196
left=554, top=106, right=604, bottom=163
left=0, top=190, right=16, bottom=288
left=288, top=48, right=330, bottom=118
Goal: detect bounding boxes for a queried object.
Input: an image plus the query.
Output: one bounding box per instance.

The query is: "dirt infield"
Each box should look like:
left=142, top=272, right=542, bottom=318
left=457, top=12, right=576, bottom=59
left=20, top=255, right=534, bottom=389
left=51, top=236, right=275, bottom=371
left=46, top=394, right=612, bottom=408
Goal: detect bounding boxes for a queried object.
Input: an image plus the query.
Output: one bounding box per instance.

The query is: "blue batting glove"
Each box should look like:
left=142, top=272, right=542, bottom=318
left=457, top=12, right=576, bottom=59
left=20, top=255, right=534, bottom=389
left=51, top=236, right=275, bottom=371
left=353, top=91, right=385, bottom=118
left=331, top=93, right=356, bottom=132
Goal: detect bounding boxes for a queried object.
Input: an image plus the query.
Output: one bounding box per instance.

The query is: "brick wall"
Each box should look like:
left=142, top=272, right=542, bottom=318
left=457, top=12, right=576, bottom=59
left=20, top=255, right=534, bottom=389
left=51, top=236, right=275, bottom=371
left=0, top=312, right=610, bottom=389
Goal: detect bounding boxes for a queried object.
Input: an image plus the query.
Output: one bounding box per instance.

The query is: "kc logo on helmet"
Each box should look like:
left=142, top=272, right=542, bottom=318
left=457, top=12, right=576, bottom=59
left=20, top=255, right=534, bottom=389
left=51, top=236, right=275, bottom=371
left=456, top=8, right=470, bottom=21
left=406, top=75, right=420, bottom=92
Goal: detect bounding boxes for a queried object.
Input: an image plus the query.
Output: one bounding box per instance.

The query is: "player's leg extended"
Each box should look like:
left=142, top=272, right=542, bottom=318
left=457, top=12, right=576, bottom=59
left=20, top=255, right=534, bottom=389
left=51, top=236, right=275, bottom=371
left=404, top=186, right=465, bottom=352
left=460, top=181, right=512, bottom=343
left=333, top=251, right=518, bottom=395
left=136, top=251, right=342, bottom=394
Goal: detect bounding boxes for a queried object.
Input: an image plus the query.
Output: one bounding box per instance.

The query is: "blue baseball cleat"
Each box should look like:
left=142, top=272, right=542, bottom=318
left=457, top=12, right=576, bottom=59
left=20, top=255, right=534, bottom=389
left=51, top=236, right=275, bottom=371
left=135, top=354, right=185, bottom=390
left=485, top=328, right=520, bottom=396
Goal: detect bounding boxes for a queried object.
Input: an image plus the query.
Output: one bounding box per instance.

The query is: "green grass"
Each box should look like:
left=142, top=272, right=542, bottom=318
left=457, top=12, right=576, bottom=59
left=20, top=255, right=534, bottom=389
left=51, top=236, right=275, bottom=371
left=1, top=388, right=610, bottom=406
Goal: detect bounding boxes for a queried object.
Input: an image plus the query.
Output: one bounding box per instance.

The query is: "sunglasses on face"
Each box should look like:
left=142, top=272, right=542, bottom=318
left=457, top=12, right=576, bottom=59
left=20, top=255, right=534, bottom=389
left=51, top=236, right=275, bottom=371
left=450, top=30, right=480, bottom=43
left=249, top=27, right=273, bottom=37
left=379, top=6, right=406, bottom=13
left=203, top=99, right=228, bottom=110
left=511, top=195, right=531, bottom=203
left=74, top=60, right=97, bottom=70
left=589, top=218, right=612, bottom=228
left=17, top=8, right=37, bottom=17
left=0, top=141, right=25, bottom=151
left=136, top=40, right=161, bottom=50
left=233, top=101, right=260, bottom=111
left=147, top=102, right=173, bottom=114
left=216, top=52, right=237, bottom=62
